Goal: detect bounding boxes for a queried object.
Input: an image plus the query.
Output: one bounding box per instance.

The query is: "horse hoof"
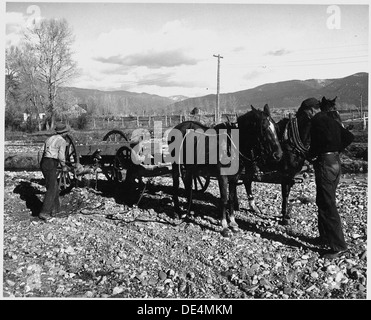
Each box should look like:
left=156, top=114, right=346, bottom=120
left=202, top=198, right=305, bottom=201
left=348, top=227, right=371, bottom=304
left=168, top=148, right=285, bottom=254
left=221, top=228, right=232, bottom=238
left=230, top=226, right=239, bottom=233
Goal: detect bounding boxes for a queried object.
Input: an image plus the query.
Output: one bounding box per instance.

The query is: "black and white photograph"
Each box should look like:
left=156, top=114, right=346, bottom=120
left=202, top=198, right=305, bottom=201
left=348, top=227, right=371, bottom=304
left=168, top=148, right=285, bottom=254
left=2, top=0, right=369, bottom=303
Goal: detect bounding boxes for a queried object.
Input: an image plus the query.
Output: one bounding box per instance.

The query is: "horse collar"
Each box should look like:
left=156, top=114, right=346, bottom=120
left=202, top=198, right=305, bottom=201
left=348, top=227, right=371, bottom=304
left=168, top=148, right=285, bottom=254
left=285, top=117, right=310, bottom=155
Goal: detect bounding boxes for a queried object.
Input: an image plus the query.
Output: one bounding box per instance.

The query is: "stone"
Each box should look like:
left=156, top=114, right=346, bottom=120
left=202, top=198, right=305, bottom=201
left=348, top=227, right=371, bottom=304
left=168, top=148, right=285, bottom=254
left=158, top=270, right=167, bottom=281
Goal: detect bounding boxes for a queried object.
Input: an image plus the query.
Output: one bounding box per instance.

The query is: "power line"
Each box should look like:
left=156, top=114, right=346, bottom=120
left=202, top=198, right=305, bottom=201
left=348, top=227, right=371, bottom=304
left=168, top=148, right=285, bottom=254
left=224, top=54, right=368, bottom=67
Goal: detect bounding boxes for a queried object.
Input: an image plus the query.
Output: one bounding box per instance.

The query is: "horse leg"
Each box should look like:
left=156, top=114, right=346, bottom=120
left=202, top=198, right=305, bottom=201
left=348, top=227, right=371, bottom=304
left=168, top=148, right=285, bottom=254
left=228, top=175, right=240, bottom=232
left=172, top=164, right=181, bottom=219
left=217, top=174, right=230, bottom=236
left=243, top=178, right=262, bottom=214
left=281, top=181, right=293, bottom=225
left=184, top=168, right=194, bottom=217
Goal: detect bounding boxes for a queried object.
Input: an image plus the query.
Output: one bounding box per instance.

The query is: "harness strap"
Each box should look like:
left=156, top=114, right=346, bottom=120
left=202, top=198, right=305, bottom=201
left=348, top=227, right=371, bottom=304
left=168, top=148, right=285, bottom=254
left=286, top=115, right=309, bottom=156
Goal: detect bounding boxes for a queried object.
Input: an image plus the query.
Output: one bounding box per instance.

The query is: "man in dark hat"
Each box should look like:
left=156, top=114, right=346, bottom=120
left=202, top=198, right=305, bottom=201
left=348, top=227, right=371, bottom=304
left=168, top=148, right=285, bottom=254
left=309, top=98, right=354, bottom=259
left=39, top=123, right=70, bottom=221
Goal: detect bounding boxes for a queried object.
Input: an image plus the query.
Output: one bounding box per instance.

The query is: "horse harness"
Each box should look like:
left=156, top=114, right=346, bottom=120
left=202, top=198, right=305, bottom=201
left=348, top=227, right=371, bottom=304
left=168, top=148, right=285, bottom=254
left=282, top=114, right=310, bottom=158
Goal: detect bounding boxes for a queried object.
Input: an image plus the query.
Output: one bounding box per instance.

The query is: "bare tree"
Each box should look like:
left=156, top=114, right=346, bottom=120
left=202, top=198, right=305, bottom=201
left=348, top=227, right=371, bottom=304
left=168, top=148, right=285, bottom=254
left=5, top=46, right=22, bottom=105
left=24, top=18, right=77, bottom=128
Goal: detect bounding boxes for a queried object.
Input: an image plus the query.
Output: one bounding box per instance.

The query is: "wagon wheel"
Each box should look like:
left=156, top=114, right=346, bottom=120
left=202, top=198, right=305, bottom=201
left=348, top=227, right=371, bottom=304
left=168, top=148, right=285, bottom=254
left=57, top=134, right=78, bottom=192
left=113, top=146, right=135, bottom=183
left=103, top=129, right=128, bottom=143
left=101, top=130, right=128, bottom=180
left=180, top=165, right=210, bottom=193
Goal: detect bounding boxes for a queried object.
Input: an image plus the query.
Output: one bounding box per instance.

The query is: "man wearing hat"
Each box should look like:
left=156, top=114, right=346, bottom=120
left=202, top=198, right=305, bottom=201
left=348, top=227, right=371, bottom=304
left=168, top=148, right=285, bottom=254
left=39, top=123, right=70, bottom=221
left=309, top=97, right=354, bottom=259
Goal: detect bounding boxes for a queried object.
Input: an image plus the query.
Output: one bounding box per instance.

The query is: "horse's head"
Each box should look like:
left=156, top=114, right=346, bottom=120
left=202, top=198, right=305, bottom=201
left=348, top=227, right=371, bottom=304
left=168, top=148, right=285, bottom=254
left=319, top=96, right=337, bottom=112
left=238, top=104, right=282, bottom=163
left=319, top=96, right=344, bottom=126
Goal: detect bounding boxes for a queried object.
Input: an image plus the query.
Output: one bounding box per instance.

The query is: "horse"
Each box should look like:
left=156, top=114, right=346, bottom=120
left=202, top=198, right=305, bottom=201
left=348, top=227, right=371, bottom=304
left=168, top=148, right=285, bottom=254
left=241, top=98, right=321, bottom=225
left=168, top=105, right=283, bottom=235
left=319, top=96, right=344, bottom=126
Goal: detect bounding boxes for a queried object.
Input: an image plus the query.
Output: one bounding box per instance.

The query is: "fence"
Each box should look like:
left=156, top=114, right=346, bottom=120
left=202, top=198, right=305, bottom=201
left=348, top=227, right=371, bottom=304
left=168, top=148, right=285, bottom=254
left=84, top=113, right=240, bottom=130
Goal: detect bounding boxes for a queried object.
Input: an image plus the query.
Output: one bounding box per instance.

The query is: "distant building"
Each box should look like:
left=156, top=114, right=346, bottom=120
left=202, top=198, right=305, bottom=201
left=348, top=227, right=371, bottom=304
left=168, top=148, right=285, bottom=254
left=23, top=112, right=46, bottom=122
left=62, top=103, right=87, bottom=118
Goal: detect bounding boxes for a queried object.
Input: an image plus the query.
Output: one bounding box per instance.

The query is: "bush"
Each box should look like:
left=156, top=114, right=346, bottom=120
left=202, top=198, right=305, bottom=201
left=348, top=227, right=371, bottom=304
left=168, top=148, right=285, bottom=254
left=76, top=113, right=88, bottom=130
left=5, top=109, right=23, bottom=131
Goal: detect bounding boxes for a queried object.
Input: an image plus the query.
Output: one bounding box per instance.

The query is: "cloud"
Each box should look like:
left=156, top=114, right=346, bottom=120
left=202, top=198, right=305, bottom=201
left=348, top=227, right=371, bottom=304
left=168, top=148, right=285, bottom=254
left=265, top=49, right=291, bottom=56
left=243, top=69, right=263, bottom=81
left=5, top=12, right=27, bottom=46
left=95, top=50, right=198, bottom=69
left=5, top=10, right=45, bottom=47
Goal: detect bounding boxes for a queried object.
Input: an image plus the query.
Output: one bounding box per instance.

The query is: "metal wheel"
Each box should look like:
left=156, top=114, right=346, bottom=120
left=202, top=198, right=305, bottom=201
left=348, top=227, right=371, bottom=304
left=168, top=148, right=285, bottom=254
left=113, top=146, right=134, bottom=183
left=103, top=129, right=128, bottom=143
left=101, top=130, right=128, bottom=180
left=180, top=165, right=210, bottom=193
left=57, top=134, right=78, bottom=192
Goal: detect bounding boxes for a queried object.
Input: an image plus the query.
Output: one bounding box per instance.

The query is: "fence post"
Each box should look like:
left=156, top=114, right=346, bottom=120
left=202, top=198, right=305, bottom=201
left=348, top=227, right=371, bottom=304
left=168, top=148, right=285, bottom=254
left=363, top=112, right=367, bottom=130
left=148, top=116, right=151, bottom=127
left=137, top=116, right=139, bottom=127
left=165, top=114, right=168, bottom=127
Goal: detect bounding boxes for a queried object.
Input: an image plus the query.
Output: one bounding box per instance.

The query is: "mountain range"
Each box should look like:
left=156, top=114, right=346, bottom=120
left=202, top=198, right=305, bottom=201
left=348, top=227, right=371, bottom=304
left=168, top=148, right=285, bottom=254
left=62, top=72, right=368, bottom=116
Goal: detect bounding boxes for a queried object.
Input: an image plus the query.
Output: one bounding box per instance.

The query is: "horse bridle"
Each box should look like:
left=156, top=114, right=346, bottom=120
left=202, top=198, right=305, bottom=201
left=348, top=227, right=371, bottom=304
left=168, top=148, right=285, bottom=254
left=237, top=113, right=278, bottom=168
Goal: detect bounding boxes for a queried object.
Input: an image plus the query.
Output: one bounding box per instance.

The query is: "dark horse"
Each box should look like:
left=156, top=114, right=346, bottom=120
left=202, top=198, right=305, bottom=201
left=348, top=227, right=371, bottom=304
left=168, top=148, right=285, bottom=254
left=242, top=98, right=322, bottom=225
left=168, top=105, right=283, bottom=235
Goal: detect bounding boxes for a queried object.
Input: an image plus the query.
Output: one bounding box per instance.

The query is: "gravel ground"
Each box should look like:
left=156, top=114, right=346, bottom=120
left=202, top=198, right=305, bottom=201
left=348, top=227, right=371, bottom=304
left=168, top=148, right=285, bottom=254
left=2, top=167, right=368, bottom=300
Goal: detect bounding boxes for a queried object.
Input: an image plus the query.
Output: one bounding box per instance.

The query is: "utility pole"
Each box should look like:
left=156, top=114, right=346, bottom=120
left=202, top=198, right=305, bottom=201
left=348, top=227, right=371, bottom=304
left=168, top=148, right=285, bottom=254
left=213, top=54, right=223, bottom=123
left=360, top=93, right=363, bottom=118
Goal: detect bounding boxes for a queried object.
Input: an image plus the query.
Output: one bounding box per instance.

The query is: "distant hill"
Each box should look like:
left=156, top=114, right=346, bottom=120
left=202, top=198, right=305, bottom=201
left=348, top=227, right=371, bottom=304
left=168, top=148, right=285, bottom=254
left=62, top=72, right=367, bottom=116
left=169, top=72, right=368, bottom=114
left=168, top=95, right=189, bottom=103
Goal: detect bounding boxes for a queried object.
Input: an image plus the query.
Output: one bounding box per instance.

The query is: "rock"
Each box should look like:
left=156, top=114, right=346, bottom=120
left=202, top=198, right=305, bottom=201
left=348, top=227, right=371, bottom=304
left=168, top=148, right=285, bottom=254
left=85, top=291, right=94, bottom=298
left=359, top=250, right=367, bottom=260
left=306, top=284, right=317, bottom=292
left=259, top=278, right=272, bottom=289
left=283, top=285, right=293, bottom=295
left=65, top=246, right=76, bottom=255
left=6, top=280, right=16, bottom=287
left=167, top=269, right=175, bottom=278
left=310, top=271, right=319, bottom=279
left=114, top=268, right=126, bottom=274
left=112, top=286, right=124, bottom=295
left=356, top=283, right=366, bottom=292
left=158, top=270, right=167, bottom=281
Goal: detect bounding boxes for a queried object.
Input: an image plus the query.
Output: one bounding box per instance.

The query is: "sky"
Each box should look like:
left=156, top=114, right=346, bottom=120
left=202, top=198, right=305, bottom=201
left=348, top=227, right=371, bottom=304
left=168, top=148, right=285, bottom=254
left=4, top=1, right=369, bottom=98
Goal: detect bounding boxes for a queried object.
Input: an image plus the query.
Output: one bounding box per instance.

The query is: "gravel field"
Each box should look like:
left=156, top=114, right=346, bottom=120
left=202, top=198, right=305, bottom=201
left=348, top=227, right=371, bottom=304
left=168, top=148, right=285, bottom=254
left=2, top=129, right=368, bottom=301
left=2, top=167, right=368, bottom=300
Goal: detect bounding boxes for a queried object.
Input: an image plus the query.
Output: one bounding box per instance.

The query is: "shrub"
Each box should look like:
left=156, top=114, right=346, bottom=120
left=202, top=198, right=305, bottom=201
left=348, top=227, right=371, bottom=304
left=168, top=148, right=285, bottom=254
left=76, top=113, right=88, bottom=130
